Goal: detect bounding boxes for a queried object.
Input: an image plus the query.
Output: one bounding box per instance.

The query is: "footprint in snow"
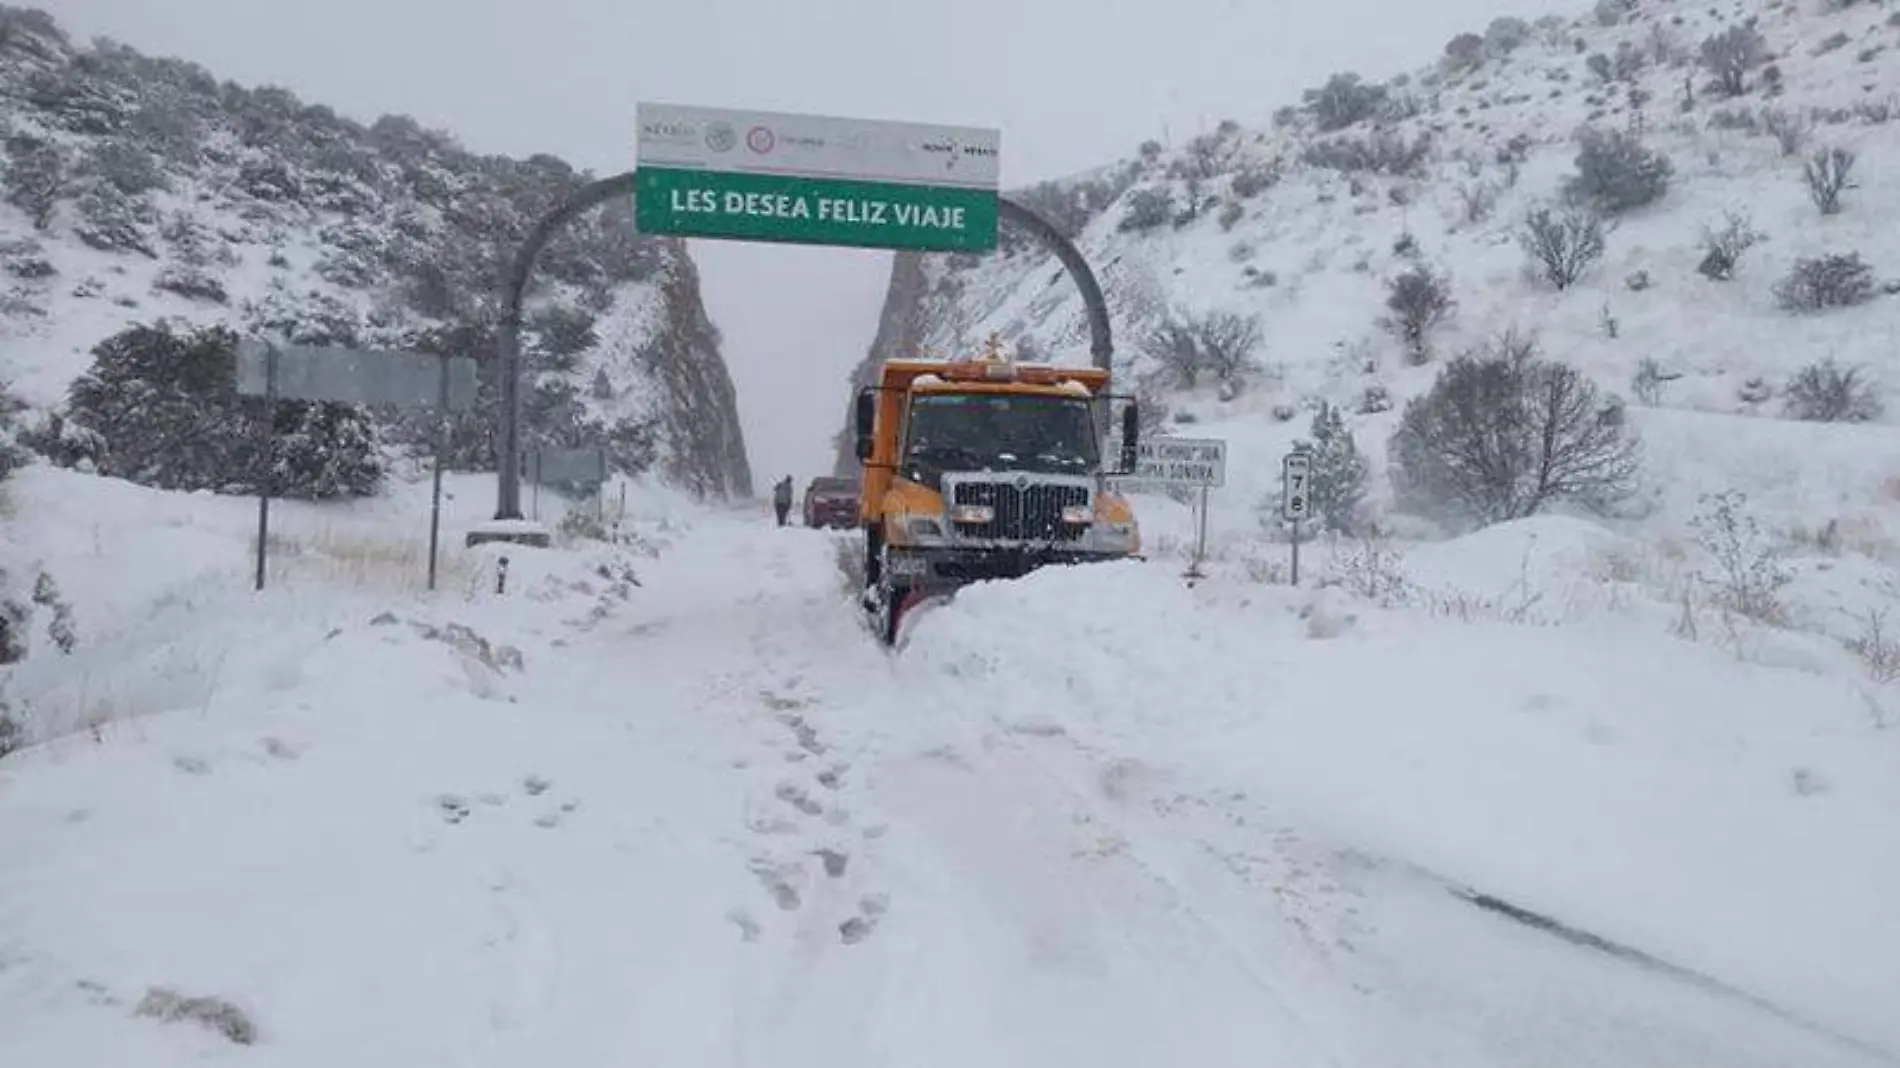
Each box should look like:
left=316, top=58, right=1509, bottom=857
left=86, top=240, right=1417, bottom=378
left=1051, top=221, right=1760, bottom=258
left=438, top=795, right=472, bottom=824
left=775, top=782, right=823, bottom=816
left=748, top=859, right=803, bottom=911
left=839, top=894, right=889, bottom=945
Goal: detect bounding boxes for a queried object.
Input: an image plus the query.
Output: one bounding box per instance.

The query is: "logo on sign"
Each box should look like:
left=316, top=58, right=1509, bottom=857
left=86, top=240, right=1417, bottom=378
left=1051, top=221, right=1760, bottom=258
left=704, top=121, right=738, bottom=153
left=746, top=125, right=776, bottom=153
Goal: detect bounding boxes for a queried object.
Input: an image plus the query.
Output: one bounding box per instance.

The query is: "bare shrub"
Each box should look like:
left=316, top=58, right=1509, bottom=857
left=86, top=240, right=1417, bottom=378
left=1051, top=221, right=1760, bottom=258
left=1696, top=211, right=1762, bottom=280
left=1774, top=253, right=1875, bottom=312
left=1382, top=265, right=1455, bottom=363
left=1301, top=131, right=1434, bottom=175
left=1762, top=108, right=1809, bottom=155
left=1803, top=146, right=1855, bottom=215
left=1631, top=357, right=1683, bottom=405
left=1690, top=490, right=1791, bottom=624
left=1519, top=206, right=1607, bottom=289
left=1388, top=331, right=1640, bottom=528
left=1783, top=358, right=1882, bottom=422
left=1457, top=179, right=1500, bottom=223
left=1699, top=24, right=1768, bottom=97
left=1565, top=127, right=1673, bottom=213
left=1145, top=310, right=1261, bottom=390
left=1845, top=607, right=1900, bottom=683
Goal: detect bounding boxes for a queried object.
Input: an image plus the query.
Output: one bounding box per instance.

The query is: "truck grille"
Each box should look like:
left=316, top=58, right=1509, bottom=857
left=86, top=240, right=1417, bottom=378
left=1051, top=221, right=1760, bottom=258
left=951, top=481, right=1089, bottom=542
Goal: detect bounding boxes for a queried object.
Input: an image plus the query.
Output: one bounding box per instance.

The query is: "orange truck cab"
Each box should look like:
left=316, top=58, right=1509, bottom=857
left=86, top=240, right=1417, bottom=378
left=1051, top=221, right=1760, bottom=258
left=849, top=337, right=1142, bottom=643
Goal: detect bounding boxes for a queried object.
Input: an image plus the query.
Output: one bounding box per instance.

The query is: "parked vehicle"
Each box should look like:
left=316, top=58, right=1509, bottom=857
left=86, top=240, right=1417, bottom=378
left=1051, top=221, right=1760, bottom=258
left=802, top=476, right=861, bottom=529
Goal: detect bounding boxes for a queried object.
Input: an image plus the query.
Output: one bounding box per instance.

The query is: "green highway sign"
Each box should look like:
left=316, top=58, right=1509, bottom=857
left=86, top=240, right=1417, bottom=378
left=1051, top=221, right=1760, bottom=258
left=635, top=103, right=1000, bottom=253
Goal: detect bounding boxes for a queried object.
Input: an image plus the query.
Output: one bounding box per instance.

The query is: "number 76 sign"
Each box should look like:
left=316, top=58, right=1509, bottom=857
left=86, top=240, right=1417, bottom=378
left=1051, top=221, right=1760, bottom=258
left=1281, top=451, right=1312, bottom=522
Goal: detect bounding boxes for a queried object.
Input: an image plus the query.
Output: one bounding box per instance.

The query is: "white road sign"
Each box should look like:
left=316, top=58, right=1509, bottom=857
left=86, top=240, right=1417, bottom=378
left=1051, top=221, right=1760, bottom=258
left=1282, top=451, right=1313, bottom=522
left=636, top=102, right=1001, bottom=190
left=1130, top=436, right=1226, bottom=488
left=236, top=340, right=477, bottom=410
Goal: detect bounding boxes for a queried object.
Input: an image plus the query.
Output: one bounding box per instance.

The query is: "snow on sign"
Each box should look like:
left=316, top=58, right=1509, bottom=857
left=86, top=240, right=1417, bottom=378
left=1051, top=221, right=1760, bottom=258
left=1131, top=437, right=1226, bottom=488
left=634, top=102, right=1000, bottom=253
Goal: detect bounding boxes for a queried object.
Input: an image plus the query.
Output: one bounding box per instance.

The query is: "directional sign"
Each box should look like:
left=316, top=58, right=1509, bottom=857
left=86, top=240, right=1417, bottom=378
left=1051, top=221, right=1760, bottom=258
left=634, top=102, right=1000, bottom=253
left=236, top=340, right=478, bottom=410
left=1282, top=451, right=1313, bottom=522
left=1130, top=436, right=1226, bottom=488
left=527, top=446, right=608, bottom=487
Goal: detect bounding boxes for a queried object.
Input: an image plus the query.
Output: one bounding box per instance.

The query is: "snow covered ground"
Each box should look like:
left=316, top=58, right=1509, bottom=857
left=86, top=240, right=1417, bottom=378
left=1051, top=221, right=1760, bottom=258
left=2, top=465, right=1896, bottom=1067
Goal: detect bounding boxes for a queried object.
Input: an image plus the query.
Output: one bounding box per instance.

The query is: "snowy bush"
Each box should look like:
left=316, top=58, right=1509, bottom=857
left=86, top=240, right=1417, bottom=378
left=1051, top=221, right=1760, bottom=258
left=1519, top=206, right=1607, bottom=289
left=73, top=186, right=157, bottom=257
left=1456, top=180, right=1499, bottom=224
left=2, top=134, right=65, bottom=230
left=1485, top=17, right=1531, bottom=53
left=1229, top=162, right=1281, bottom=199
left=151, top=265, right=228, bottom=304
left=1696, top=211, right=1762, bottom=281
left=1699, top=24, right=1768, bottom=98
left=1388, top=331, right=1640, bottom=528
left=1565, top=127, right=1672, bottom=214
left=1803, top=147, right=1855, bottom=215
left=1774, top=253, right=1875, bottom=312
left=79, top=138, right=169, bottom=196
left=1445, top=33, right=1486, bottom=68
left=1382, top=265, right=1455, bottom=364
left=1301, top=131, right=1433, bottom=175
left=60, top=321, right=384, bottom=499
left=1691, top=490, right=1791, bottom=624
left=1216, top=200, right=1244, bottom=232
left=1782, top=358, right=1882, bottom=423
left=1303, top=72, right=1387, bottom=132
left=1118, top=187, right=1174, bottom=233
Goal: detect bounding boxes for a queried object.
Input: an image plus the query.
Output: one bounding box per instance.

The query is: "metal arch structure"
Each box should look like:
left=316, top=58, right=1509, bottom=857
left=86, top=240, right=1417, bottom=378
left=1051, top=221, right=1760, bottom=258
left=484, top=178, right=1115, bottom=522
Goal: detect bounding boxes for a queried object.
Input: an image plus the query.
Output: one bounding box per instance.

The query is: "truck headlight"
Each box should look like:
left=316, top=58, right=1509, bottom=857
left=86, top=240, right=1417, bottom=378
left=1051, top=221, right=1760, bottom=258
left=950, top=504, right=994, bottom=524
left=906, top=517, right=945, bottom=540
left=1061, top=504, right=1093, bottom=524
left=1093, top=521, right=1137, bottom=549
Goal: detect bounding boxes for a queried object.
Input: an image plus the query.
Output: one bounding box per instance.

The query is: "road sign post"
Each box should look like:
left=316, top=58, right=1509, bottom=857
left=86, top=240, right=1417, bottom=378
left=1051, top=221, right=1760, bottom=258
left=236, top=339, right=478, bottom=590
left=635, top=103, right=1001, bottom=253
left=1108, top=436, right=1226, bottom=577
left=1282, top=450, right=1313, bottom=586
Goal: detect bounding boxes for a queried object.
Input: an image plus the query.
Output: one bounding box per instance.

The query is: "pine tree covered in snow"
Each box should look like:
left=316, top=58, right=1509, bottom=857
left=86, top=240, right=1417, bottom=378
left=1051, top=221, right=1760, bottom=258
left=54, top=321, right=384, bottom=499
left=1278, top=402, right=1368, bottom=535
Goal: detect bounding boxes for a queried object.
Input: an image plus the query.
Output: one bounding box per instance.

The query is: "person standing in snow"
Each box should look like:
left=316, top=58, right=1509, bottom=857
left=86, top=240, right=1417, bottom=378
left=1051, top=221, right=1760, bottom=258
left=773, top=476, right=793, bottom=527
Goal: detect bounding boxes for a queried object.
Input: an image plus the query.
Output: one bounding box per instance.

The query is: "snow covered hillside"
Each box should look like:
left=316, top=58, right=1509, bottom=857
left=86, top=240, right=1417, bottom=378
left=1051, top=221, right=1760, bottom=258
left=0, top=7, right=750, bottom=498
left=1, top=481, right=1896, bottom=1066
left=850, top=0, right=1900, bottom=539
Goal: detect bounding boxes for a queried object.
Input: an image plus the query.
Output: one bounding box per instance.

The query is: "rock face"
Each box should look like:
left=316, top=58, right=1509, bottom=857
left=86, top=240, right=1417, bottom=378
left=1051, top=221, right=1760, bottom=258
left=829, top=250, right=928, bottom=476
left=0, top=7, right=749, bottom=498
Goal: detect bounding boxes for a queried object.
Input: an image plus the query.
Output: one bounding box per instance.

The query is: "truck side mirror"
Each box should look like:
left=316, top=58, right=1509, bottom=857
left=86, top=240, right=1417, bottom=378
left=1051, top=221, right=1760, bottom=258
left=1119, top=401, right=1140, bottom=473
left=854, top=389, right=876, bottom=461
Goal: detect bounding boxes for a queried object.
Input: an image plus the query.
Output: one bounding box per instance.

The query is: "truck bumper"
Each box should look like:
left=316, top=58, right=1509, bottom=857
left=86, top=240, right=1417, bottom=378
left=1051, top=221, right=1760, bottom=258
left=884, top=545, right=1128, bottom=591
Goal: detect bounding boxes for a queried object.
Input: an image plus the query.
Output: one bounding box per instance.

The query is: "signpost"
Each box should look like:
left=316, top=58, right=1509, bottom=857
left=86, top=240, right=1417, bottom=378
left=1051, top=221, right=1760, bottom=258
left=1281, top=449, right=1313, bottom=586
left=1110, top=436, right=1226, bottom=577
left=236, top=339, right=478, bottom=592
left=634, top=103, right=1001, bottom=253
left=523, top=446, right=609, bottom=521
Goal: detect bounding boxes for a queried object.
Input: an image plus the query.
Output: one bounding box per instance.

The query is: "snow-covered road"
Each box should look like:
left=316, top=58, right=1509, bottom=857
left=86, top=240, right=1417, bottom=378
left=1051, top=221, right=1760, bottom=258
left=2, top=498, right=1895, bottom=1067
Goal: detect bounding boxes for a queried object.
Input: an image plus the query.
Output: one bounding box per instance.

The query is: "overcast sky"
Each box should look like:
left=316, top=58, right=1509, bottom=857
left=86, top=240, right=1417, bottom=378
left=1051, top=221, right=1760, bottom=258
left=47, top=0, right=1580, bottom=486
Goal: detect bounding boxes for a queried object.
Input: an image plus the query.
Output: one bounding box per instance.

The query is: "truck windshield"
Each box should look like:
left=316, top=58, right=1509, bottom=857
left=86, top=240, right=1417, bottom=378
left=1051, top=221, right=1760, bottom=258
left=902, top=392, right=1098, bottom=478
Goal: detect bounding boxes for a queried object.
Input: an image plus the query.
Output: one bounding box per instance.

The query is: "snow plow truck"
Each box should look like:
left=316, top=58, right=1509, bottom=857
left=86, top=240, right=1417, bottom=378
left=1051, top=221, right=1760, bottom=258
left=850, top=336, right=1142, bottom=644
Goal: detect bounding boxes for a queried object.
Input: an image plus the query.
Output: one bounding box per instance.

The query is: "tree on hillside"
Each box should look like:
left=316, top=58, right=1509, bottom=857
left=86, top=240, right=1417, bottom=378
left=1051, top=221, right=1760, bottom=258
left=1281, top=402, right=1369, bottom=535
left=1699, top=24, right=1767, bottom=98
left=1519, top=207, right=1607, bottom=289
left=1388, top=331, right=1639, bottom=529
left=2, top=134, right=66, bottom=230
left=1382, top=265, right=1455, bottom=364
left=54, top=322, right=383, bottom=499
